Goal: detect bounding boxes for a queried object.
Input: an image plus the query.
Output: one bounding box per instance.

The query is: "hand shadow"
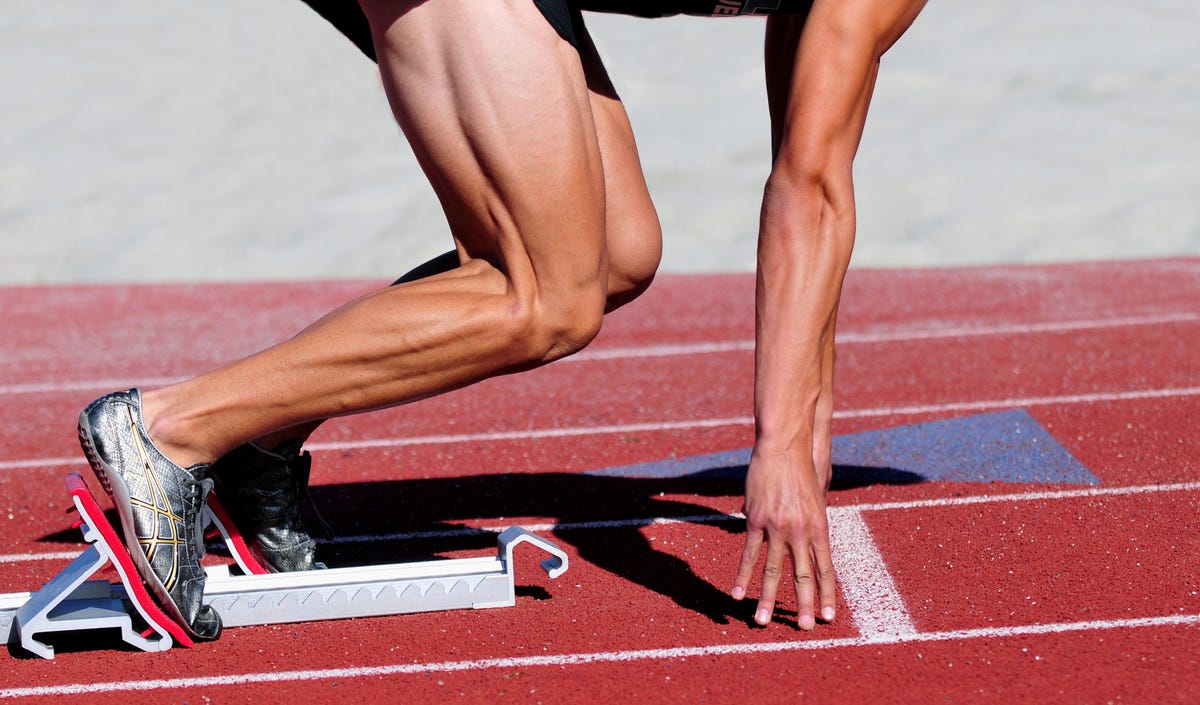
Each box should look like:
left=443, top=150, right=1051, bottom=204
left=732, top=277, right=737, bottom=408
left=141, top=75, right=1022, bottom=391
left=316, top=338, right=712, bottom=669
left=305, top=459, right=924, bottom=627
left=36, top=459, right=921, bottom=629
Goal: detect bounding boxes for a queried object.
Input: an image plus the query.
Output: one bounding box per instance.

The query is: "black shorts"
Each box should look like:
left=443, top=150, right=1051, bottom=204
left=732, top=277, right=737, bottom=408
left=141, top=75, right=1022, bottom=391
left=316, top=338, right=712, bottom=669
left=298, top=0, right=587, bottom=62
left=298, top=0, right=377, bottom=61
left=298, top=0, right=809, bottom=63
left=533, top=0, right=588, bottom=50
left=576, top=0, right=812, bottom=17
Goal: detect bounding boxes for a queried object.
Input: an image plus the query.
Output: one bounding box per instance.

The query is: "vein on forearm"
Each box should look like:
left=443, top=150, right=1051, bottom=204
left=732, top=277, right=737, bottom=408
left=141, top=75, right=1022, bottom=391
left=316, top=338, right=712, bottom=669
left=754, top=171, right=854, bottom=451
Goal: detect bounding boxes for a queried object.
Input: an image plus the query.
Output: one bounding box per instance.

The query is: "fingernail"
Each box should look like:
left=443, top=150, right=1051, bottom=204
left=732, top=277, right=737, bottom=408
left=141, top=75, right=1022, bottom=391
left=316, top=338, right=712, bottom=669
left=756, top=608, right=770, bottom=624
left=822, top=607, right=836, bottom=621
left=800, top=614, right=816, bottom=630
left=732, top=586, right=745, bottom=600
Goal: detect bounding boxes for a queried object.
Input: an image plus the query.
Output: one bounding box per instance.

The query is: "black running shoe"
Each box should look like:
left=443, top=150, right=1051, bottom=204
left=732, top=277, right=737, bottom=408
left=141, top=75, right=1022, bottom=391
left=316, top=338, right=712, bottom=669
left=77, top=389, right=221, bottom=641
left=209, top=441, right=331, bottom=573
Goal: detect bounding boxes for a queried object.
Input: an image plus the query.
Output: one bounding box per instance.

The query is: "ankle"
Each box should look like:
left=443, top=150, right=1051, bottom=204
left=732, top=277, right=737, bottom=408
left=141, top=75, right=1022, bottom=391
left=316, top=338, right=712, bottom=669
left=254, top=424, right=320, bottom=455
left=140, top=389, right=218, bottom=468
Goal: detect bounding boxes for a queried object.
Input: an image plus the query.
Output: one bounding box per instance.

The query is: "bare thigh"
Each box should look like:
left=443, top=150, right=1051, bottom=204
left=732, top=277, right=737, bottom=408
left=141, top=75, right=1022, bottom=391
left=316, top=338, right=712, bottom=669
left=242, top=5, right=658, bottom=452
left=144, top=1, right=619, bottom=462
left=576, top=23, right=663, bottom=309
left=361, top=0, right=609, bottom=315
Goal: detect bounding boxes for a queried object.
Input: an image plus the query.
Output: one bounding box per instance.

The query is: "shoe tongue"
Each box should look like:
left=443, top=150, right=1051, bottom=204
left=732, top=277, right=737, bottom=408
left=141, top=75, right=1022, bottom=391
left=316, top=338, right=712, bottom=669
left=252, top=439, right=303, bottom=462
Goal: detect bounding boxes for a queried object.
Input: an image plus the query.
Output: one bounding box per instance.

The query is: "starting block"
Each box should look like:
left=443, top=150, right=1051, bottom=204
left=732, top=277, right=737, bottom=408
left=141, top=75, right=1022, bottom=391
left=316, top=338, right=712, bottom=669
left=0, top=474, right=569, bottom=659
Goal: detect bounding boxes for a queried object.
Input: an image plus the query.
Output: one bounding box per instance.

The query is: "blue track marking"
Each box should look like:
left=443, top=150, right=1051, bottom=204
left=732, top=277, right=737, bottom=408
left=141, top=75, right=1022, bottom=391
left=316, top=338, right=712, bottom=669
left=588, top=409, right=1099, bottom=485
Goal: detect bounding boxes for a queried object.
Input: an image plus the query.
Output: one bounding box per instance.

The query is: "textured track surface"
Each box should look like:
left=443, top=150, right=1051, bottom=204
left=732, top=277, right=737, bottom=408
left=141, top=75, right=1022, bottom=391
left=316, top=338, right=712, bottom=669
left=1, top=259, right=1197, bottom=703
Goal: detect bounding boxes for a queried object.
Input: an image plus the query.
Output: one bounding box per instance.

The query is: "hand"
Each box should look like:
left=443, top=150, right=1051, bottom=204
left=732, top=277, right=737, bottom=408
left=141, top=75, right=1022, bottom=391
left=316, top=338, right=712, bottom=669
left=732, top=443, right=837, bottom=629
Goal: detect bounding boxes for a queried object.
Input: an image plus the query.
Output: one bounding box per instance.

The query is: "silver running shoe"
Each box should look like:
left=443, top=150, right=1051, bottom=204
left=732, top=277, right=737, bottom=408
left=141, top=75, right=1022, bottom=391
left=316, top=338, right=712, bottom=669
left=77, top=389, right=221, bottom=641
left=209, top=441, right=331, bottom=573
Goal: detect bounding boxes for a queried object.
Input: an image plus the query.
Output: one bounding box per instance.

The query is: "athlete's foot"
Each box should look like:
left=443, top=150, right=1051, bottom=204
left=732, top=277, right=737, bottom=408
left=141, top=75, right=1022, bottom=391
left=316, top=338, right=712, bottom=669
left=209, top=441, right=331, bottom=572
left=77, top=388, right=222, bottom=641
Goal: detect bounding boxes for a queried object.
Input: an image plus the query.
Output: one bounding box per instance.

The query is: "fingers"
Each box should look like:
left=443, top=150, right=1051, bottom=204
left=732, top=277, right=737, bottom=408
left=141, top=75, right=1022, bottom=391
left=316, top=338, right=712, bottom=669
left=733, top=523, right=839, bottom=629
left=792, top=543, right=817, bottom=630
left=754, top=539, right=790, bottom=626
left=731, top=527, right=763, bottom=602
left=735, top=530, right=827, bottom=629
left=814, top=537, right=838, bottom=624
left=735, top=448, right=839, bottom=629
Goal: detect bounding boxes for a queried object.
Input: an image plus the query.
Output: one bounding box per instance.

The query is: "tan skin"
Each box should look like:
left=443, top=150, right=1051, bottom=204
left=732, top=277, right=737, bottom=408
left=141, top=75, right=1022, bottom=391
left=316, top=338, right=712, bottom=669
left=143, top=0, right=661, bottom=459
left=133, top=0, right=926, bottom=630
left=734, top=0, right=928, bottom=627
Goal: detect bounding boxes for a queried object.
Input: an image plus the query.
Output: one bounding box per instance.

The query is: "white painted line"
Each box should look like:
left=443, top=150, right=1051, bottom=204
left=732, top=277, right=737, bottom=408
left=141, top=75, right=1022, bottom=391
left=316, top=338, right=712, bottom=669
left=0, top=550, right=80, bottom=564
left=8, top=481, right=1197, bottom=565
left=828, top=510, right=917, bottom=640
left=0, top=376, right=181, bottom=397
left=328, top=480, right=1200, bottom=546
left=572, top=312, right=1200, bottom=362
left=4, top=311, right=1198, bottom=397
left=834, top=312, right=1200, bottom=344
left=3, top=612, right=1196, bottom=698
left=307, top=417, right=753, bottom=452
left=838, top=386, right=1200, bottom=420
left=0, top=457, right=80, bottom=471
left=324, top=513, right=738, bottom=545
left=845, top=479, right=1200, bottom=513
left=7, top=383, right=1198, bottom=473
left=575, top=340, right=752, bottom=361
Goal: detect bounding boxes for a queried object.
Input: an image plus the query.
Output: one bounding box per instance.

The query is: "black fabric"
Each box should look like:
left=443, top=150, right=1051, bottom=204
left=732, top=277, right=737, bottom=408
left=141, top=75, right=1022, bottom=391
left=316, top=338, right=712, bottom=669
left=297, top=0, right=377, bottom=61
left=296, top=0, right=586, bottom=60
left=576, top=0, right=812, bottom=16
left=533, top=0, right=585, bottom=48
left=294, top=1, right=811, bottom=63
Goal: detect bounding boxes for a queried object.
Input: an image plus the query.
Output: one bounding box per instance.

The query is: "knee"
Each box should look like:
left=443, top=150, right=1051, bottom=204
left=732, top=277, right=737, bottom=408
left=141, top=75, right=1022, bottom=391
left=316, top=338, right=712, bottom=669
left=604, top=210, right=663, bottom=312
left=505, top=279, right=607, bottom=364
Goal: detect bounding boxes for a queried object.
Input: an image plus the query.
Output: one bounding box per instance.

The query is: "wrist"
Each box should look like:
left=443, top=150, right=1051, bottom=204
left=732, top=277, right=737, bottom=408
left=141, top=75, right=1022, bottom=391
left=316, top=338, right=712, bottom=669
left=752, top=428, right=810, bottom=458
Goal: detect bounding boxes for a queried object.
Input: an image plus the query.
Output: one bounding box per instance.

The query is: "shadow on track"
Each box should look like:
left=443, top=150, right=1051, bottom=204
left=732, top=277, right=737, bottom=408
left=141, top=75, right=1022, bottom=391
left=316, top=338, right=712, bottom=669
left=37, top=460, right=922, bottom=629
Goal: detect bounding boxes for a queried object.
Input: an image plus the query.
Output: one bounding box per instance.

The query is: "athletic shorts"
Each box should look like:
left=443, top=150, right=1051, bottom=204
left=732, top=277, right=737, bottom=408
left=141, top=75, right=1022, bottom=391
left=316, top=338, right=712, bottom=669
left=536, top=0, right=815, bottom=49
left=297, top=0, right=586, bottom=62
left=296, top=0, right=810, bottom=62
left=576, top=0, right=812, bottom=17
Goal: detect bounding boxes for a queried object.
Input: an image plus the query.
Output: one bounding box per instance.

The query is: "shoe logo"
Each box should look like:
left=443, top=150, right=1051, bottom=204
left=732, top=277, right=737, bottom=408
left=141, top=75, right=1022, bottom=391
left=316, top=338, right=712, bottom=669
left=126, top=406, right=186, bottom=591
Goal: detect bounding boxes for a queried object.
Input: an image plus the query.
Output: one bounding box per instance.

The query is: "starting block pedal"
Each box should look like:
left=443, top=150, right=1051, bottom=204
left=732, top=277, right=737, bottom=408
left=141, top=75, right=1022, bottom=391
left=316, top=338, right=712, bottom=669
left=1, top=474, right=569, bottom=659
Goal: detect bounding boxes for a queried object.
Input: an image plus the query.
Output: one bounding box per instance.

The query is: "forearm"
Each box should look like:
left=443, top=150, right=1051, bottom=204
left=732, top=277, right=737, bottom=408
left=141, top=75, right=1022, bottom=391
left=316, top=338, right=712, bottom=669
left=738, top=166, right=852, bottom=627
left=736, top=0, right=927, bottom=629
left=753, top=167, right=854, bottom=457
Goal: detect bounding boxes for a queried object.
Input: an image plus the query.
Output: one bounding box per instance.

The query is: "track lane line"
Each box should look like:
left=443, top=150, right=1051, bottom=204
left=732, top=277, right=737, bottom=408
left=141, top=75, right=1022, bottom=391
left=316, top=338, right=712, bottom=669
left=829, top=510, right=917, bottom=640
left=3, top=311, right=1197, bottom=397
left=0, top=551, right=80, bottom=564
left=0, top=376, right=182, bottom=397
left=325, top=479, right=1200, bottom=546
left=5, top=385, right=1199, bottom=473
left=6, top=481, right=1197, bottom=564
left=3, top=613, right=1197, bottom=698
left=575, top=311, right=1200, bottom=362
left=835, top=386, right=1200, bottom=420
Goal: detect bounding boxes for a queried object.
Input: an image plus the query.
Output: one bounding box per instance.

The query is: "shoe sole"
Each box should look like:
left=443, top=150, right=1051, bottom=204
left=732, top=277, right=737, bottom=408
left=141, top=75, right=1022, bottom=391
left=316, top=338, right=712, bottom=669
left=204, top=490, right=271, bottom=576
left=77, top=406, right=206, bottom=642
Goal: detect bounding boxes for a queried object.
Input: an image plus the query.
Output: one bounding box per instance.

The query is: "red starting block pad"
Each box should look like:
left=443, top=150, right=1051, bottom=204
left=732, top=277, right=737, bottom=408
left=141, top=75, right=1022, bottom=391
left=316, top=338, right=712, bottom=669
left=0, top=474, right=569, bottom=659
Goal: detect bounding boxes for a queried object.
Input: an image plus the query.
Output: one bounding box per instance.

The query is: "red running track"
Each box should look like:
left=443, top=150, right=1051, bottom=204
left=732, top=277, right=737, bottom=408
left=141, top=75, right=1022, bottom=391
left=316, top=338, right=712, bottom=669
left=0, top=258, right=1197, bottom=703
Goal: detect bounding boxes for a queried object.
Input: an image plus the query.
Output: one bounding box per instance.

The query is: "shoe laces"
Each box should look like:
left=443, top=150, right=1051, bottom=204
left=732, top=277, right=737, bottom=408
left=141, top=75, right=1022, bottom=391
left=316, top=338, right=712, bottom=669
left=246, top=449, right=334, bottom=541
left=290, top=452, right=335, bottom=541
left=187, top=476, right=214, bottom=560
